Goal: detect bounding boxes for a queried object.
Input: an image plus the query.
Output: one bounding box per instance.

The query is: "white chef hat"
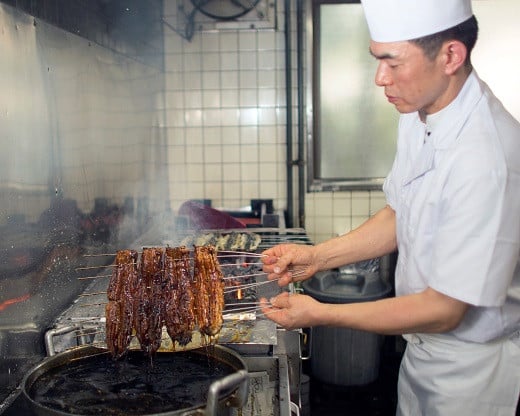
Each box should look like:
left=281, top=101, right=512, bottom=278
left=360, top=0, right=473, bottom=42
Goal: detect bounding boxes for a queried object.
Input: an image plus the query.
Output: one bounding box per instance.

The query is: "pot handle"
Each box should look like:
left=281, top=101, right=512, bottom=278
left=300, top=327, right=312, bottom=361
left=205, top=369, right=249, bottom=415
left=45, top=325, right=87, bottom=356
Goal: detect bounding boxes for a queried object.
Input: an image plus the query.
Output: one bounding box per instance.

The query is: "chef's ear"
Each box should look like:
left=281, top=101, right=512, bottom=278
left=442, top=40, right=467, bottom=75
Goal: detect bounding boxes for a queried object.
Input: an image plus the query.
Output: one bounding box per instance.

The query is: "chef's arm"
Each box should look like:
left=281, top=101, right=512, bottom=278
left=313, top=205, right=397, bottom=272
left=314, top=287, right=469, bottom=335
left=262, top=205, right=397, bottom=285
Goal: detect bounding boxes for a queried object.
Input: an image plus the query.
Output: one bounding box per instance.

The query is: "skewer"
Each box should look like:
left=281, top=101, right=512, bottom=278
left=78, top=302, right=106, bottom=308
left=78, top=295, right=105, bottom=299
left=217, top=251, right=266, bottom=257
left=70, top=317, right=103, bottom=323
left=75, top=268, right=300, bottom=283
left=76, top=303, right=269, bottom=312
left=223, top=271, right=266, bottom=280
left=76, top=251, right=263, bottom=273
left=75, top=261, right=256, bottom=272
left=219, top=262, right=263, bottom=267
left=225, top=302, right=263, bottom=306
left=78, top=274, right=112, bottom=280
left=76, top=272, right=265, bottom=282
left=76, top=264, right=126, bottom=271
left=224, top=277, right=281, bottom=294
left=289, top=271, right=307, bottom=280
left=224, top=305, right=265, bottom=313
left=83, top=250, right=266, bottom=258
left=256, top=309, right=284, bottom=318
left=78, top=292, right=107, bottom=297
left=78, top=271, right=273, bottom=298
left=74, top=303, right=271, bottom=327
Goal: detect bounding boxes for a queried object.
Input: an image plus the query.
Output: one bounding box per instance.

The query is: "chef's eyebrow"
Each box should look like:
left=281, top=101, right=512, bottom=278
left=369, top=47, right=397, bottom=60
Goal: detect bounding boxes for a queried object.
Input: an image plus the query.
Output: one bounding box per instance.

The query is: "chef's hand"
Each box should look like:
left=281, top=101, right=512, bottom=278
left=260, top=292, right=323, bottom=330
left=261, top=243, right=317, bottom=286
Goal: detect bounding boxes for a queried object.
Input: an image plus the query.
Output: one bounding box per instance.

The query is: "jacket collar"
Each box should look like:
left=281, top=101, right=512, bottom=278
left=423, top=70, right=483, bottom=150
left=402, top=71, right=483, bottom=185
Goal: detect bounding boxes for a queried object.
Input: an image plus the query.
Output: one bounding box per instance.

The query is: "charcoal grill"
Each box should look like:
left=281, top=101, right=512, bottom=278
left=2, top=228, right=313, bottom=416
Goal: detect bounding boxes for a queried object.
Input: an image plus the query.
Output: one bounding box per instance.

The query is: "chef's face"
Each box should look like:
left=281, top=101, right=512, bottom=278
left=369, top=40, right=450, bottom=116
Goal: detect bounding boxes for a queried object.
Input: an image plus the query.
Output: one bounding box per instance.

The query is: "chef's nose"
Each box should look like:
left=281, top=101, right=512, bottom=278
left=375, top=62, right=391, bottom=87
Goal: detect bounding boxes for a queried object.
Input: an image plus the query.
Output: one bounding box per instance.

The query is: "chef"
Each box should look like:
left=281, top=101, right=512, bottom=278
left=260, top=0, right=520, bottom=414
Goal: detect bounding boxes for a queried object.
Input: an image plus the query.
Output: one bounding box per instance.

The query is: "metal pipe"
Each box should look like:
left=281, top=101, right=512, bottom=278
left=296, top=0, right=306, bottom=228
left=284, top=0, right=294, bottom=228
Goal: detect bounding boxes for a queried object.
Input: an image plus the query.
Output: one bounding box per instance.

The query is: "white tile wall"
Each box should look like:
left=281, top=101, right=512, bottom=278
left=163, top=0, right=386, bottom=244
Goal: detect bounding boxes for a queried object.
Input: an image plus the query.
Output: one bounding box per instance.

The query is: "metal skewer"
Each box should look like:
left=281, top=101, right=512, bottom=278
left=78, top=271, right=266, bottom=282
left=78, top=292, right=108, bottom=297
left=78, top=271, right=274, bottom=298
left=223, top=271, right=266, bottom=280
left=219, top=262, right=263, bottom=267
left=224, top=277, right=281, bottom=294
left=83, top=250, right=266, bottom=258
left=217, top=251, right=266, bottom=257
left=76, top=264, right=127, bottom=271
left=78, top=274, right=112, bottom=280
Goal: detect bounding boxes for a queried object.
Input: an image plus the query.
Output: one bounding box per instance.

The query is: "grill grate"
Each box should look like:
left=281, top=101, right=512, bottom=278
left=44, top=228, right=312, bottom=356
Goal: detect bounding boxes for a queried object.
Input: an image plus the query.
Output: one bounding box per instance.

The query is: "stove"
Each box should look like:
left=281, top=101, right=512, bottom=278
left=1, top=228, right=313, bottom=416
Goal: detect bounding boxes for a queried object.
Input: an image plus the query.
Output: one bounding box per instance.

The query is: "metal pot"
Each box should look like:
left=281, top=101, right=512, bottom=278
left=22, top=345, right=248, bottom=416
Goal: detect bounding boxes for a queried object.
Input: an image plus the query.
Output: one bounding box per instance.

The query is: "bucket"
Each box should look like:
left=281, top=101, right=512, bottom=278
left=303, top=268, right=391, bottom=386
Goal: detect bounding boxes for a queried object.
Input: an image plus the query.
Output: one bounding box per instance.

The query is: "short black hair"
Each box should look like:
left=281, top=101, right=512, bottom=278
left=410, top=15, right=479, bottom=66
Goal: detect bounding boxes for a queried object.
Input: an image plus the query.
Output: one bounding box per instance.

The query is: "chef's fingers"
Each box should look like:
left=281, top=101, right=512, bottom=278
left=260, top=293, right=305, bottom=330
left=269, top=292, right=290, bottom=308
left=275, top=273, right=294, bottom=287
left=259, top=295, right=296, bottom=328
left=270, top=264, right=311, bottom=286
left=259, top=293, right=288, bottom=309
left=261, top=244, right=299, bottom=267
left=262, top=254, right=293, bottom=284
left=261, top=253, right=278, bottom=266
left=259, top=296, right=283, bottom=320
left=272, top=264, right=309, bottom=286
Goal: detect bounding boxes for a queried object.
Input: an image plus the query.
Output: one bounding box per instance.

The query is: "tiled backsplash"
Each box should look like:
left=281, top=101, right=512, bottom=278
left=162, top=0, right=386, bottom=244
left=305, top=190, right=387, bottom=243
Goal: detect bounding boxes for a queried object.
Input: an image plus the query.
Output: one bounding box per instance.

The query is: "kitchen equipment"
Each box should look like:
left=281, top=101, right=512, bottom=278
left=22, top=344, right=248, bottom=416
left=178, top=201, right=246, bottom=230
left=191, top=0, right=261, bottom=20
left=303, top=266, right=391, bottom=386
left=2, top=227, right=313, bottom=416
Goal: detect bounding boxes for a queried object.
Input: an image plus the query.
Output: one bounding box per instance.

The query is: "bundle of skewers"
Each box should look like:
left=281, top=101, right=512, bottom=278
left=77, top=243, right=278, bottom=360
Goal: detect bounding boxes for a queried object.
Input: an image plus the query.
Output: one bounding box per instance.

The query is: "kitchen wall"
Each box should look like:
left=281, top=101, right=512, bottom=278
left=0, top=0, right=389, bottom=248
left=0, top=1, right=168, bottom=401
left=0, top=0, right=166, bottom=223
left=161, top=0, right=386, bottom=244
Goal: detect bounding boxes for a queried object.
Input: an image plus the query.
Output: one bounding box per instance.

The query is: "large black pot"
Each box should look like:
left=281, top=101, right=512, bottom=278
left=22, top=345, right=248, bottom=416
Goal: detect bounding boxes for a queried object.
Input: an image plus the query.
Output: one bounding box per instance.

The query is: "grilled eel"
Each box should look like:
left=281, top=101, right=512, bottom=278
left=193, top=245, right=225, bottom=337
left=105, top=249, right=138, bottom=359
left=163, top=246, right=195, bottom=346
left=134, top=247, right=164, bottom=356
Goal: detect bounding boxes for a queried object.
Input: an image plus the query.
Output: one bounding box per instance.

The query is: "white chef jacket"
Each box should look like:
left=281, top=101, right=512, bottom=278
left=383, top=71, right=520, bottom=415
left=383, top=70, right=520, bottom=343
